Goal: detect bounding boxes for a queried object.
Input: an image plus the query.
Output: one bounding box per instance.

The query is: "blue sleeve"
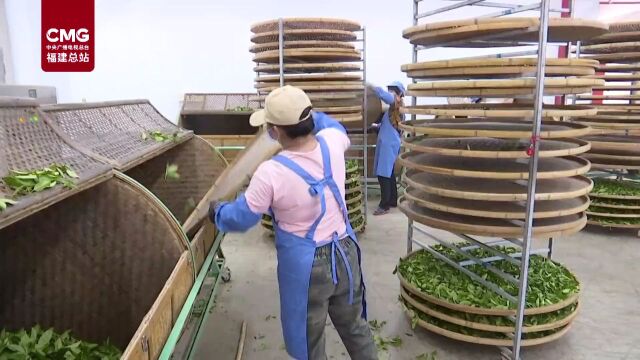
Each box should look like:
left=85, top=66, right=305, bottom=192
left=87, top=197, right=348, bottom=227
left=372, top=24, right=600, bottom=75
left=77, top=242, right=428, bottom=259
left=213, top=193, right=261, bottom=233
left=313, top=112, right=346, bottom=135
left=374, top=87, right=395, bottom=105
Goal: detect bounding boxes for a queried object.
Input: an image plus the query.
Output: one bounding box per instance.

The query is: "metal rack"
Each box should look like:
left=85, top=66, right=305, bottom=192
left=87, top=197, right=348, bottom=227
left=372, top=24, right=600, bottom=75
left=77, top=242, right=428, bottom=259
left=405, top=1, right=575, bottom=359
left=261, top=18, right=370, bottom=218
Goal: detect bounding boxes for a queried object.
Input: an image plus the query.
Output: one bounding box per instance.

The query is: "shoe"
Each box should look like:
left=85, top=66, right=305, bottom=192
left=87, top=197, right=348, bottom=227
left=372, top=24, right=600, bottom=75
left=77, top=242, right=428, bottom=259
left=373, top=207, right=389, bottom=216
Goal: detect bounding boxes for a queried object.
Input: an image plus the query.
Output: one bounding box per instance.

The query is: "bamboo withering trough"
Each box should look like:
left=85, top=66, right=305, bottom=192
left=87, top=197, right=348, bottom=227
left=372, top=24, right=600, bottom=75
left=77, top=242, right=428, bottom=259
left=42, top=100, right=228, bottom=270
left=0, top=98, right=201, bottom=359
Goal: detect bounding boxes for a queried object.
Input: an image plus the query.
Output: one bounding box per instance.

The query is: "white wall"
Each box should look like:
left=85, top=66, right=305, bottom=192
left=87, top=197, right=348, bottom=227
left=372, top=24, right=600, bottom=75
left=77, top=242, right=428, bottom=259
left=3, top=0, right=617, bottom=121
left=0, top=0, right=14, bottom=83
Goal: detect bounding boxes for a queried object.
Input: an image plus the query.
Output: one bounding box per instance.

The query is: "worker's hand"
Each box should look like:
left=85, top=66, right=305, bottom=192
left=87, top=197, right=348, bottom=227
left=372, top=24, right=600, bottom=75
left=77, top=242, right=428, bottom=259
left=208, top=200, right=219, bottom=223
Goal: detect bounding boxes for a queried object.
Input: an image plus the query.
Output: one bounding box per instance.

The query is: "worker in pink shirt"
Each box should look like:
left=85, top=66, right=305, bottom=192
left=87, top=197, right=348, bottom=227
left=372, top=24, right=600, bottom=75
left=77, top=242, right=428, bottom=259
left=208, top=86, right=376, bottom=360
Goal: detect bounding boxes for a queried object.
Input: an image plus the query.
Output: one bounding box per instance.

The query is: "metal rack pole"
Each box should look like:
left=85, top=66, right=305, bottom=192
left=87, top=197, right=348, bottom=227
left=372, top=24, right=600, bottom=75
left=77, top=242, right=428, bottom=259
left=411, top=0, right=419, bottom=122
left=512, top=0, right=551, bottom=358
left=362, top=27, right=369, bottom=218
left=278, top=18, right=285, bottom=87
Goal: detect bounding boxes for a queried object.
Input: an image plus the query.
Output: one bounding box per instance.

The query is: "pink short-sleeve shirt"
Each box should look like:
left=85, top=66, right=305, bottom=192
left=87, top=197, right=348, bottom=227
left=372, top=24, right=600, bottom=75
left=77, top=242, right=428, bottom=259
left=244, top=128, right=351, bottom=242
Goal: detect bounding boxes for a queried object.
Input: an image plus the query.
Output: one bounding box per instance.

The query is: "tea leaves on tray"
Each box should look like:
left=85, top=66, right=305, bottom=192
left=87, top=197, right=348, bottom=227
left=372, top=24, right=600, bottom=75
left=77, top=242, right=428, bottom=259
left=0, top=198, right=17, bottom=212
left=592, top=178, right=640, bottom=197
left=0, top=326, right=121, bottom=360
left=142, top=130, right=178, bottom=142
left=2, top=164, right=79, bottom=196
left=397, top=244, right=580, bottom=310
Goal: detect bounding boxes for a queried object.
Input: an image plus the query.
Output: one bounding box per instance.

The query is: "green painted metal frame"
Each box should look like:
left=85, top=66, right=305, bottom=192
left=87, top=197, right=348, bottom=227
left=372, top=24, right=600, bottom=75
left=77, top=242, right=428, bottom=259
left=159, top=231, right=226, bottom=360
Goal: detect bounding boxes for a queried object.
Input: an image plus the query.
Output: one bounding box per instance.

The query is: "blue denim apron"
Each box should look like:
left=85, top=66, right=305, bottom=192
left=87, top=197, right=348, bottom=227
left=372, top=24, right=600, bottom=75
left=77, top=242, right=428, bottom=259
left=269, top=136, right=367, bottom=360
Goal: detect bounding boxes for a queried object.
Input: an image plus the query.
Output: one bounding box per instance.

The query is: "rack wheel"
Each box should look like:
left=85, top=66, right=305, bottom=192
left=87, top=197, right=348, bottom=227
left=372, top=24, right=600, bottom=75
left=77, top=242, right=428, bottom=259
left=221, top=267, right=231, bottom=282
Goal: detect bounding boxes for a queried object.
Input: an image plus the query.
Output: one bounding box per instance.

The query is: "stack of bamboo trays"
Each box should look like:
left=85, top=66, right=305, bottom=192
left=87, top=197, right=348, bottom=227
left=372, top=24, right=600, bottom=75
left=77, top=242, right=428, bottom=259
left=398, top=244, right=581, bottom=347
left=396, top=16, right=609, bottom=345
left=572, top=21, right=640, bottom=231
left=261, top=159, right=366, bottom=236
left=574, top=20, right=640, bottom=171
left=250, top=18, right=364, bottom=129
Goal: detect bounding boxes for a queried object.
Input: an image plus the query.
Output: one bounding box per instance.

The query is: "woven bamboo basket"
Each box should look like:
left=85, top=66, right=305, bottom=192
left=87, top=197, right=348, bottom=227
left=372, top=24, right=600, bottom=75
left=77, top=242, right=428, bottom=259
left=42, top=100, right=228, bottom=228
left=0, top=98, right=112, bottom=229
left=0, top=99, right=199, bottom=360
left=403, top=170, right=593, bottom=202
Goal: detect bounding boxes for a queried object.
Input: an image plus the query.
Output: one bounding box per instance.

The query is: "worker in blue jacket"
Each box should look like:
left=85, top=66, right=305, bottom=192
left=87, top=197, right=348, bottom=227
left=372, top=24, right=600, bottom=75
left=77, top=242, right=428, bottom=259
left=371, top=81, right=405, bottom=216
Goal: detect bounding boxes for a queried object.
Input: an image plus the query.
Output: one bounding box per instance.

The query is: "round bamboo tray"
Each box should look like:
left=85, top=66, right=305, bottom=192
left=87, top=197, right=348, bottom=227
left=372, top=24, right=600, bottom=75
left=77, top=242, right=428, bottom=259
left=398, top=250, right=581, bottom=316
left=404, top=65, right=596, bottom=79
left=398, top=152, right=590, bottom=180
left=402, top=137, right=590, bottom=159
left=346, top=184, right=363, bottom=195
left=405, top=188, right=589, bottom=219
left=254, top=91, right=363, bottom=102
left=589, top=192, right=640, bottom=201
left=399, top=119, right=591, bottom=139
left=399, top=198, right=587, bottom=238
left=350, top=214, right=365, bottom=233
left=579, top=41, right=640, bottom=54
left=584, top=31, right=640, bottom=45
left=588, top=73, right=640, bottom=81
left=250, top=18, right=362, bottom=33
left=401, top=304, right=573, bottom=347
left=400, top=104, right=596, bottom=117
left=253, top=48, right=362, bottom=64
left=346, top=163, right=359, bottom=174
left=608, top=20, right=640, bottom=33
left=589, top=199, right=640, bottom=210
left=584, top=155, right=640, bottom=170
left=596, top=64, right=640, bottom=73
left=584, top=149, right=640, bottom=160
left=587, top=218, right=640, bottom=229
left=345, top=176, right=361, bottom=188
left=407, top=86, right=594, bottom=97
left=345, top=192, right=363, bottom=205
left=348, top=204, right=364, bottom=216
left=577, top=94, right=640, bottom=101
left=408, top=78, right=604, bottom=90
left=253, top=62, right=361, bottom=74
left=573, top=119, right=640, bottom=130
left=255, top=81, right=364, bottom=91
left=593, top=84, right=640, bottom=91
left=402, top=57, right=598, bottom=71
left=315, top=105, right=362, bottom=113
left=250, top=40, right=356, bottom=53
left=400, top=287, right=579, bottom=334
left=585, top=52, right=640, bottom=63
left=251, top=29, right=358, bottom=44
left=402, top=17, right=608, bottom=47
left=403, top=170, right=593, bottom=201
left=255, top=73, right=362, bottom=82
left=586, top=209, right=640, bottom=218
left=332, top=113, right=362, bottom=123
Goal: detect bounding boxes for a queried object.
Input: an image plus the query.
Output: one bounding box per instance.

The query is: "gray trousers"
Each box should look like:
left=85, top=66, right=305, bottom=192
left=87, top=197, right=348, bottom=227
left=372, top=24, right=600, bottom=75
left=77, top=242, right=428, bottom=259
left=306, top=238, right=377, bottom=360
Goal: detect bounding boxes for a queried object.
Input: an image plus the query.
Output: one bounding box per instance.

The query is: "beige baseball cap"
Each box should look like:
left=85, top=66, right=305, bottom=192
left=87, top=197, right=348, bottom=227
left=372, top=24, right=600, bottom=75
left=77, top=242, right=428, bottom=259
left=249, top=85, right=312, bottom=127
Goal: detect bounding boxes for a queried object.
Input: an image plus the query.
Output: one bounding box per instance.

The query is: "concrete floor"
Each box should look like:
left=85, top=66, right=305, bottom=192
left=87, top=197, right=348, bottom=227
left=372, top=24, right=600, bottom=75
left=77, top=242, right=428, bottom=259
left=192, top=199, right=640, bottom=360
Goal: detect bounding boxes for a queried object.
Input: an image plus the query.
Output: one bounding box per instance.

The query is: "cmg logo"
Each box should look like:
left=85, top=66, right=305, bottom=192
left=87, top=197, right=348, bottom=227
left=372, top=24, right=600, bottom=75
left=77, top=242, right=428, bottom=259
left=45, top=28, right=90, bottom=43
left=41, top=0, right=94, bottom=72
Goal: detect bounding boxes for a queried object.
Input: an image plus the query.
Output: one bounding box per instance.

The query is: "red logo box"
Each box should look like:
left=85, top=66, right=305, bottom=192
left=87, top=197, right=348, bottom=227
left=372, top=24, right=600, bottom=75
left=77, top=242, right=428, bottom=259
left=41, top=0, right=94, bottom=72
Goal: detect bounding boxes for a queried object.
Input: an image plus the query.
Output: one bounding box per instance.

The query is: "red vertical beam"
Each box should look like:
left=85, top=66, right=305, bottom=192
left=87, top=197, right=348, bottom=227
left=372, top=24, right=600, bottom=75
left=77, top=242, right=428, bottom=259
left=555, top=0, right=571, bottom=105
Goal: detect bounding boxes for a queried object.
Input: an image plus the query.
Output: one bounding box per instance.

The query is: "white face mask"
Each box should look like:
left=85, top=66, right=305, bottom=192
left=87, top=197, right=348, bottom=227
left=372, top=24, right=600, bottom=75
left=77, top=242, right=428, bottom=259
left=381, top=100, right=390, bottom=113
